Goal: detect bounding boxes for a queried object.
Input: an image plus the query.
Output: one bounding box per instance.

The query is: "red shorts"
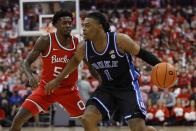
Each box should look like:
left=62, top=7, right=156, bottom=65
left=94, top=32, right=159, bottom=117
left=21, top=85, right=85, bottom=118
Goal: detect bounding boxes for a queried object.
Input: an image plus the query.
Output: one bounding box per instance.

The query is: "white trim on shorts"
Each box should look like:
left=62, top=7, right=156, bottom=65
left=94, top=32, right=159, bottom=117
left=26, top=98, right=44, bottom=112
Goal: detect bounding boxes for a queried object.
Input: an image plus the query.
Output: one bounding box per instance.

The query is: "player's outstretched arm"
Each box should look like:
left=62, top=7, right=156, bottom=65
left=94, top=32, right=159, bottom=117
left=116, top=33, right=161, bottom=66
left=22, top=35, right=50, bottom=88
left=44, top=41, right=85, bottom=95
left=83, top=58, right=102, bottom=84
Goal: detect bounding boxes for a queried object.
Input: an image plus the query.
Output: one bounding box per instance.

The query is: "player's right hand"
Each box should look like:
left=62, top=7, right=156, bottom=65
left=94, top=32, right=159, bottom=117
left=44, top=78, right=60, bottom=95
left=29, top=75, right=38, bottom=89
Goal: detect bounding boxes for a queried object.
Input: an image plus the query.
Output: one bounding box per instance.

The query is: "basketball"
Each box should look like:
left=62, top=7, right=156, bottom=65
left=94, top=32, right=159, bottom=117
left=151, top=63, right=177, bottom=88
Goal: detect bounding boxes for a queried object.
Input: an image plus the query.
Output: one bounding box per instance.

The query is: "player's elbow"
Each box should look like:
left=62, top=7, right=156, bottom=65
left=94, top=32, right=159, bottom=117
left=74, top=54, right=83, bottom=65
left=22, top=60, right=30, bottom=68
left=72, top=55, right=82, bottom=66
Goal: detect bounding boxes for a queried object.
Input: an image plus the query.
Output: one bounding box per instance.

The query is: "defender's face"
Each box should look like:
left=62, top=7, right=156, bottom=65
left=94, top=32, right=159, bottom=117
left=56, top=16, right=72, bottom=36
left=82, top=18, right=100, bottom=40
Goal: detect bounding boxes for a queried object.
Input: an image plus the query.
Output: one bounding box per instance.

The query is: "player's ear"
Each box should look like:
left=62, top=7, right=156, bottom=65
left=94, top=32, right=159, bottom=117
left=98, top=24, right=103, bottom=30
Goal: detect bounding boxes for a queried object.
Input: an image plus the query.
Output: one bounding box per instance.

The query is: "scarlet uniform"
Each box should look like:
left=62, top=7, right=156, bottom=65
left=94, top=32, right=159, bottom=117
left=146, top=106, right=156, bottom=121
left=171, top=105, right=185, bottom=121
left=184, top=107, right=196, bottom=121
left=21, top=32, right=85, bottom=118
left=154, top=106, right=170, bottom=122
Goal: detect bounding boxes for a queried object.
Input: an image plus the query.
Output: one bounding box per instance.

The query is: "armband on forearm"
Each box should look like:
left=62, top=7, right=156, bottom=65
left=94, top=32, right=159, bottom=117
left=136, top=48, right=161, bottom=66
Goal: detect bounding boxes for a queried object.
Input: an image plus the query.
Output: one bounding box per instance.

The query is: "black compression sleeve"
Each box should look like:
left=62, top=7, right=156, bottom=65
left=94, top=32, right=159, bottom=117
left=136, top=48, right=161, bottom=66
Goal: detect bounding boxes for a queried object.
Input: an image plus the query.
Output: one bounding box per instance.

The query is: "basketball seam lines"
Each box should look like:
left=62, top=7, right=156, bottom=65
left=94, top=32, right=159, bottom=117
left=156, top=65, right=161, bottom=87
left=163, top=63, right=167, bottom=88
left=170, top=70, right=176, bottom=87
left=168, top=69, right=175, bottom=88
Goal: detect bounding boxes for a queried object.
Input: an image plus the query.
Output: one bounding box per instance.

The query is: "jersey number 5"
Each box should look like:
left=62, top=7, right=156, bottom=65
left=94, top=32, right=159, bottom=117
left=53, top=66, right=69, bottom=78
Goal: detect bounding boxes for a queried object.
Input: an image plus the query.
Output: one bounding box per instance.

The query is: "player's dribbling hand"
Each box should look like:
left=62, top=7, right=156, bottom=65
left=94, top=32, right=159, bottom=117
left=44, top=79, right=60, bottom=95
left=29, top=75, right=38, bottom=89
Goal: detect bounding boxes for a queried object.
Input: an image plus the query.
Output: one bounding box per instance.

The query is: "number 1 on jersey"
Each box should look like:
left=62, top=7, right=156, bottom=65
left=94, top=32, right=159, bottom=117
left=104, top=69, right=113, bottom=81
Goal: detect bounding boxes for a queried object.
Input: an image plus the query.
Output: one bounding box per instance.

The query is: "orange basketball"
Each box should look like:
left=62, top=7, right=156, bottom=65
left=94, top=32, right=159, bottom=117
left=151, top=63, right=177, bottom=88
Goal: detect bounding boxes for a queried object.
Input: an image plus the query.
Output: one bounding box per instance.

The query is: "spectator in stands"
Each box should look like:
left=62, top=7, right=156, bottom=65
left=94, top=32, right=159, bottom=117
left=139, top=68, right=152, bottom=93
left=0, top=106, right=12, bottom=127
left=139, top=68, right=152, bottom=105
left=177, top=88, right=190, bottom=107
left=78, top=71, right=94, bottom=102
left=146, top=99, right=156, bottom=125
left=149, top=86, right=160, bottom=106
left=0, top=108, right=6, bottom=125
left=170, top=98, right=185, bottom=125
left=6, top=72, right=17, bottom=92
left=160, top=88, right=176, bottom=111
left=9, top=89, right=23, bottom=105
left=191, top=70, right=196, bottom=89
left=184, top=100, right=196, bottom=125
left=0, top=91, right=10, bottom=107
left=0, top=99, right=11, bottom=120
left=12, top=79, right=24, bottom=93
left=1, top=83, right=12, bottom=97
left=154, top=99, right=170, bottom=126
left=10, top=102, right=21, bottom=120
left=190, top=88, right=196, bottom=103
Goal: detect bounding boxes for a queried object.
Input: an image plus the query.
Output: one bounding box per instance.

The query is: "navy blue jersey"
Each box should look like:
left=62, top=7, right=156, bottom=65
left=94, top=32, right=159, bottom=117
left=85, top=32, right=140, bottom=86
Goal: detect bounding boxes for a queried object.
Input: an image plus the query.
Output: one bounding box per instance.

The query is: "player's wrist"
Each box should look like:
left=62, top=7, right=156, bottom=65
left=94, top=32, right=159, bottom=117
left=55, top=76, right=63, bottom=83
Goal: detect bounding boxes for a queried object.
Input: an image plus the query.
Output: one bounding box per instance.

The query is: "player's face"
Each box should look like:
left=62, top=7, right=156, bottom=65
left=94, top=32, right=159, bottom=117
left=56, top=16, right=72, bottom=36
left=82, top=18, right=100, bottom=40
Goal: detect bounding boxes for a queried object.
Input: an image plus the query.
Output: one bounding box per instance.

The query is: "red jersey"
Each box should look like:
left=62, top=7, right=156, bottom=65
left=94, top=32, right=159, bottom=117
left=171, top=105, right=185, bottom=121
left=146, top=106, right=156, bottom=121
left=154, top=106, right=170, bottom=122
left=184, top=107, right=196, bottom=121
left=39, top=32, right=78, bottom=87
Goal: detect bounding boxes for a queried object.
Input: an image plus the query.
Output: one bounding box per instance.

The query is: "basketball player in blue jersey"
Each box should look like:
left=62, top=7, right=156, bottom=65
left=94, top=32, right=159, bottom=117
left=44, top=12, right=161, bottom=131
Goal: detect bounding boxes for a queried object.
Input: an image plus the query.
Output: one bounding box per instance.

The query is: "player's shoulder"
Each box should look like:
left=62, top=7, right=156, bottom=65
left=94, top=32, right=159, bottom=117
left=114, top=33, right=129, bottom=45
left=35, top=34, right=50, bottom=50
left=37, top=34, right=50, bottom=43
left=116, top=33, right=129, bottom=40
left=77, top=40, right=85, bottom=49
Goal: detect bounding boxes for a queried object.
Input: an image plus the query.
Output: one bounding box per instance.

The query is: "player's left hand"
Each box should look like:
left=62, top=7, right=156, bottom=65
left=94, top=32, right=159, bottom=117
left=44, top=79, right=60, bottom=95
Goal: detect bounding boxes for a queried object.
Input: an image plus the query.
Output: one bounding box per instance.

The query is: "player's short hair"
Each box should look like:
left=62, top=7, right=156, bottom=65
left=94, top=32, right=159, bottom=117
left=52, top=10, right=73, bottom=25
left=86, top=12, right=111, bottom=32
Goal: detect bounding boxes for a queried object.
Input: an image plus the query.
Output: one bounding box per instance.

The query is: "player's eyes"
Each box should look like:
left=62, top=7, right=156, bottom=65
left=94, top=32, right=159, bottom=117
left=62, top=22, right=72, bottom=25
left=83, top=24, right=89, bottom=28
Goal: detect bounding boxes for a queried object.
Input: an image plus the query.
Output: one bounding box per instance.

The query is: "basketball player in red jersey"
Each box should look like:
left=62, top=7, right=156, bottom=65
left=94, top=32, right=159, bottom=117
left=10, top=10, right=85, bottom=131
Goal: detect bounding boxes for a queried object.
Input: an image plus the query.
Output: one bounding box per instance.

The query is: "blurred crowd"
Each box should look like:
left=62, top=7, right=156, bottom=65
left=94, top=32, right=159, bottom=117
left=0, top=0, right=196, bottom=127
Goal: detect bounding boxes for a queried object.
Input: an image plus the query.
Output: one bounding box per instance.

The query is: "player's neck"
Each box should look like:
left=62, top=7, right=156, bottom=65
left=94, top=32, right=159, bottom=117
left=56, top=31, right=71, bottom=47
left=56, top=31, right=70, bottom=41
left=92, top=31, right=107, bottom=46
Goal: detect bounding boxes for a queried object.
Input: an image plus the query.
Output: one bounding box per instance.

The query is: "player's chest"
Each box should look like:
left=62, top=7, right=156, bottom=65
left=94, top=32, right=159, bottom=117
left=45, top=49, right=75, bottom=64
